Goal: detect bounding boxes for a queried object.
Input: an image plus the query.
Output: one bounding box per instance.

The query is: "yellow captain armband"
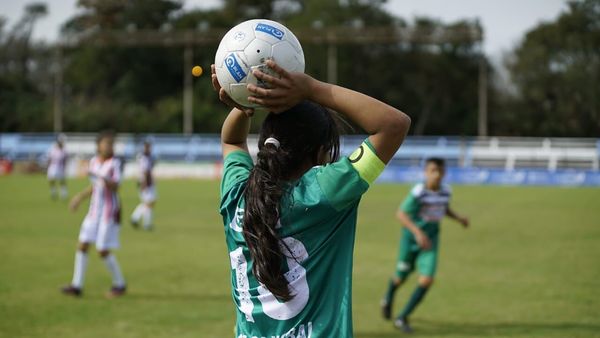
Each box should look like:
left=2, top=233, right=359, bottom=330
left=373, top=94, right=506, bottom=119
left=348, top=140, right=385, bottom=185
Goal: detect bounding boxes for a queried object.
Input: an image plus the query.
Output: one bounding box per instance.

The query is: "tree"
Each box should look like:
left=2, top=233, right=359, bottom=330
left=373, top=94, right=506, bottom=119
left=500, top=0, right=600, bottom=137
left=0, top=3, right=51, bottom=132
left=60, top=0, right=186, bottom=133
left=1, top=0, right=487, bottom=135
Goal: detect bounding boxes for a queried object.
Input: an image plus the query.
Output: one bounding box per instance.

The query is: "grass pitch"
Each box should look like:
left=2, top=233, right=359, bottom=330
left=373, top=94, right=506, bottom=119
left=1, top=175, right=599, bottom=337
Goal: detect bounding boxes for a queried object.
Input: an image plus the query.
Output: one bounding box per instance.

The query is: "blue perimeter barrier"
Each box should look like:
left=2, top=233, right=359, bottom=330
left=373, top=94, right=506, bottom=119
left=379, top=166, right=600, bottom=186
left=2, top=133, right=599, bottom=186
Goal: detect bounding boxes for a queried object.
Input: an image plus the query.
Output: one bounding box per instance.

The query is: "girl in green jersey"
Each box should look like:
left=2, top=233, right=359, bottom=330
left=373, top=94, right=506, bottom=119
left=212, top=60, right=411, bottom=337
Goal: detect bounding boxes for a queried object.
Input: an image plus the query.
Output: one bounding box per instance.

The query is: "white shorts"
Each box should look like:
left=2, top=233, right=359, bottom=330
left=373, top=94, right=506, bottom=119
left=78, top=218, right=121, bottom=250
left=47, top=167, right=65, bottom=180
left=140, top=186, right=157, bottom=203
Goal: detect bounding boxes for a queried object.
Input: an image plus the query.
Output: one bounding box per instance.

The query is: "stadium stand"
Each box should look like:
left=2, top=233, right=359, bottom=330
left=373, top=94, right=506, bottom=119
left=1, top=133, right=599, bottom=186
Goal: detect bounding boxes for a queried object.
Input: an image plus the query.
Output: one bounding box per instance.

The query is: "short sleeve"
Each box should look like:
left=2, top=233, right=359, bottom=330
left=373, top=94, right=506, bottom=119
left=87, top=157, right=96, bottom=181
left=317, top=139, right=386, bottom=211
left=220, top=151, right=254, bottom=199
left=348, top=139, right=385, bottom=185
left=400, top=185, right=421, bottom=214
left=139, top=156, right=150, bottom=172
left=110, top=159, right=122, bottom=184
left=443, top=184, right=452, bottom=197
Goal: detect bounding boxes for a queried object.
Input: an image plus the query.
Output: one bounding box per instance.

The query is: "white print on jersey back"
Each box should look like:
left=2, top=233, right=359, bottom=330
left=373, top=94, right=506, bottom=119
left=230, top=247, right=255, bottom=322
left=229, top=208, right=310, bottom=322
left=237, top=321, right=312, bottom=338
left=230, top=207, right=245, bottom=232
left=257, top=237, right=309, bottom=320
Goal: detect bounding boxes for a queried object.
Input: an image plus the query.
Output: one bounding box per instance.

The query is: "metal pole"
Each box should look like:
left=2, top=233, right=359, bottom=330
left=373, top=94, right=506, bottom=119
left=53, top=47, right=63, bottom=132
left=183, top=45, right=193, bottom=135
left=327, top=42, right=337, bottom=85
left=478, top=53, right=488, bottom=137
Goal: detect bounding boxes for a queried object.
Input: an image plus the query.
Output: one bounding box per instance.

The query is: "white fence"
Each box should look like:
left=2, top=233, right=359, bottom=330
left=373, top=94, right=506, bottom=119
left=1, top=134, right=599, bottom=180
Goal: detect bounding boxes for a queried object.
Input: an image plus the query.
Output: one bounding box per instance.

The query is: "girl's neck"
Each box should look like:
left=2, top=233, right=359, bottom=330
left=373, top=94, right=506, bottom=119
left=425, top=182, right=441, bottom=191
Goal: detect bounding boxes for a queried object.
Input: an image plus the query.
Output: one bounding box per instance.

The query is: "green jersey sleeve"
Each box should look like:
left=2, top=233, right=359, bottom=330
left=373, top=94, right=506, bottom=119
left=220, top=150, right=253, bottom=203
left=400, top=193, right=419, bottom=214
left=400, top=185, right=421, bottom=215
left=348, top=138, right=386, bottom=185
left=317, top=139, right=385, bottom=211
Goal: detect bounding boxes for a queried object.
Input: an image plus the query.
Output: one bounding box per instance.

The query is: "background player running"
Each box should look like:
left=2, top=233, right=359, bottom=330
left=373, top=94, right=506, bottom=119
left=61, top=131, right=127, bottom=298
left=381, top=158, right=469, bottom=333
left=47, top=135, right=68, bottom=200
left=131, top=140, right=157, bottom=231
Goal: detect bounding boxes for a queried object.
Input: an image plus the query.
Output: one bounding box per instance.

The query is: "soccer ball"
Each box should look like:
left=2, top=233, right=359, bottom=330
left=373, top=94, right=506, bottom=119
left=214, top=19, right=305, bottom=108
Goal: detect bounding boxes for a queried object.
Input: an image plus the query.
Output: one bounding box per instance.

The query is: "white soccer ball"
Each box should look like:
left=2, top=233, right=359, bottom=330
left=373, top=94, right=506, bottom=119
left=214, top=19, right=305, bottom=108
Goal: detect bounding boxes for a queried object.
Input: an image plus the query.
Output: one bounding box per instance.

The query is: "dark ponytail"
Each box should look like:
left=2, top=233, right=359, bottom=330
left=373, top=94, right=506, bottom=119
left=243, top=101, right=340, bottom=301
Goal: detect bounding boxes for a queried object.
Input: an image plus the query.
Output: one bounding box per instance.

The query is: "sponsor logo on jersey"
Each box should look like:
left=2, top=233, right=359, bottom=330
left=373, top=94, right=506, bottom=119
left=255, top=23, right=284, bottom=40
left=225, top=53, right=247, bottom=83
left=237, top=322, right=312, bottom=338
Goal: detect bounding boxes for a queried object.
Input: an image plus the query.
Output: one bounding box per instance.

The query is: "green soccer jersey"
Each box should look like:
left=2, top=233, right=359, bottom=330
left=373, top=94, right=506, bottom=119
left=399, top=183, right=452, bottom=240
left=219, top=140, right=384, bottom=338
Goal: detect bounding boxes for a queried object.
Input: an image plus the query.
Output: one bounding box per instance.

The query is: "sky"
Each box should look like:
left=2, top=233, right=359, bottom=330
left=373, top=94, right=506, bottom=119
left=1, top=0, right=567, bottom=56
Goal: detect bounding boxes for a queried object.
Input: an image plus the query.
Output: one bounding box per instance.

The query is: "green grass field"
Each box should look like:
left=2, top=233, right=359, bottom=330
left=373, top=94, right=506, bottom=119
left=1, top=175, right=599, bottom=338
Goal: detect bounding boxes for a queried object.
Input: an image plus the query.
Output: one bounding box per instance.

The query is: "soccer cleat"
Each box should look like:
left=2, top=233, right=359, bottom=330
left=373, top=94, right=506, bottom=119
left=61, top=285, right=82, bottom=297
left=130, top=218, right=139, bottom=229
left=394, top=317, right=413, bottom=333
left=380, top=299, right=392, bottom=320
left=106, top=285, right=127, bottom=299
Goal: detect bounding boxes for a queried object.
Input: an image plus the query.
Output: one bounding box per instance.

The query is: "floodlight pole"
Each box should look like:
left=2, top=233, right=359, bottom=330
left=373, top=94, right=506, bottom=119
left=327, top=34, right=338, bottom=84
left=478, top=52, right=488, bottom=137
left=183, top=45, right=193, bottom=135
left=53, top=47, right=63, bottom=133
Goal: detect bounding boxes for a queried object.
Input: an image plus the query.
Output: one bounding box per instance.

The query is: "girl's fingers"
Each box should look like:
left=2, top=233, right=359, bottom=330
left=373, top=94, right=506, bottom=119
left=219, top=88, right=228, bottom=101
left=248, top=94, right=286, bottom=106
left=247, top=85, right=289, bottom=101
left=252, top=69, right=287, bottom=88
left=248, top=96, right=283, bottom=107
left=218, top=88, right=254, bottom=114
left=219, top=89, right=238, bottom=107
left=266, top=59, right=290, bottom=79
left=211, top=64, right=222, bottom=92
left=248, top=96, right=267, bottom=106
left=211, top=75, right=220, bottom=91
left=248, top=96, right=289, bottom=113
left=247, top=84, right=271, bottom=97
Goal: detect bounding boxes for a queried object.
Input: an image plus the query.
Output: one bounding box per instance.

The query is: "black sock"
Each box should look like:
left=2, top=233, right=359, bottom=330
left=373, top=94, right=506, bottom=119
left=398, top=285, right=429, bottom=319
left=384, top=278, right=401, bottom=304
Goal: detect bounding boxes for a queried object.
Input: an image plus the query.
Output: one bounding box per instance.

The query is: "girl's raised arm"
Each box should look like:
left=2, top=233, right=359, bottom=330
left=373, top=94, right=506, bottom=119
left=247, top=60, right=411, bottom=163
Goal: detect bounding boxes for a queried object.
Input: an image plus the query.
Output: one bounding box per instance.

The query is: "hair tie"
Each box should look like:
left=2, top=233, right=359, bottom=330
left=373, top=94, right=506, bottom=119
left=264, top=137, right=281, bottom=149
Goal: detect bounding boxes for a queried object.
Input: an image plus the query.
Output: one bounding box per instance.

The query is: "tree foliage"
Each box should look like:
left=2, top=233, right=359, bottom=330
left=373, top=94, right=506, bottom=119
left=498, top=0, right=600, bottom=137
left=1, top=0, right=597, bottom=137
left=0, top=3, right=50, bottom=132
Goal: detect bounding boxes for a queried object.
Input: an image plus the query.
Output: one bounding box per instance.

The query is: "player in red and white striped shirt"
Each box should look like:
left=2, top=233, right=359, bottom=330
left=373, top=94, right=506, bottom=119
left=130, top=140, right=157, bottom=230
left=61, top=131, right=126, bottom=298
left=47, top=136, right=68, bottom=200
